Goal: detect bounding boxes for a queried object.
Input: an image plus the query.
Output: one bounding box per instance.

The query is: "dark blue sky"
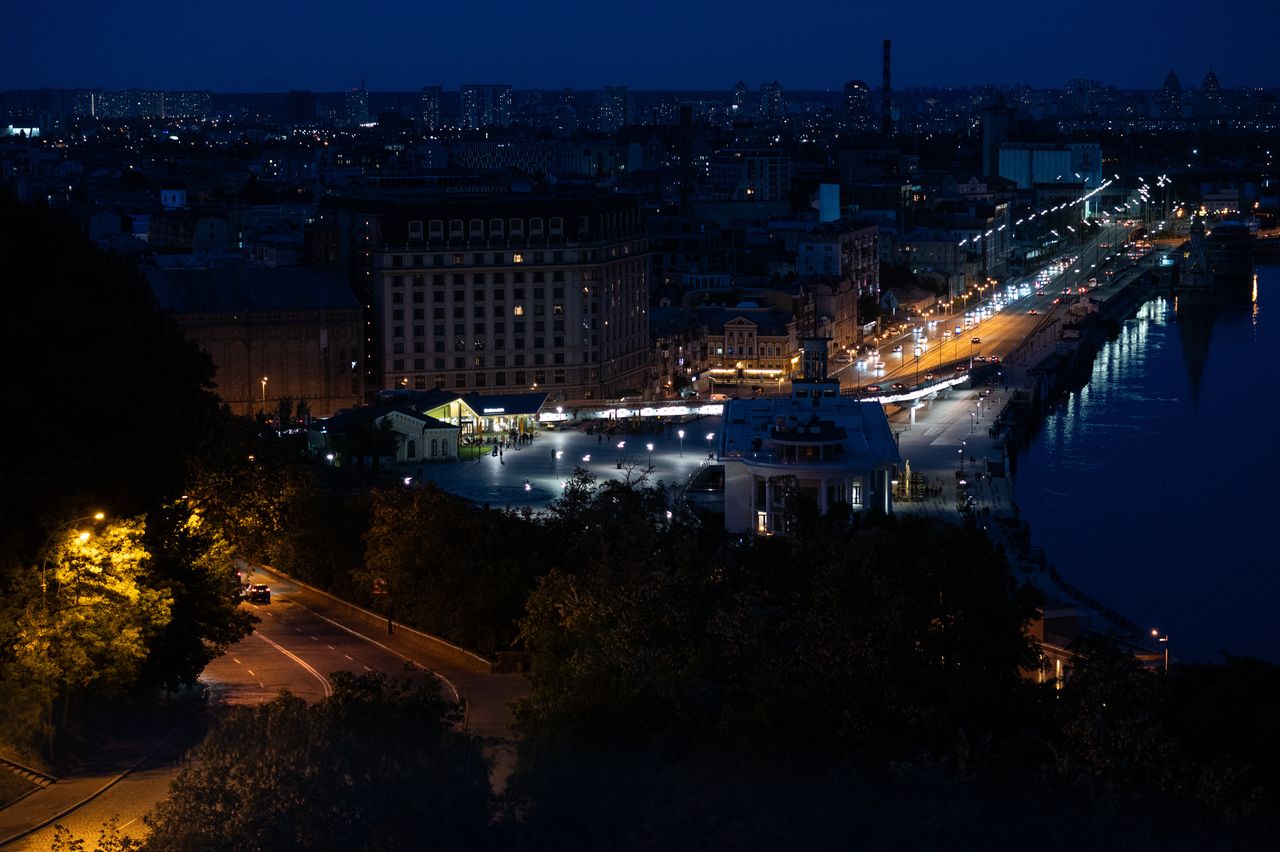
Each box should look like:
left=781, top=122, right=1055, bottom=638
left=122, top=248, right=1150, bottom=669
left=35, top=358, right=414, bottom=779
left=2, top=0, right=1272, bottom=92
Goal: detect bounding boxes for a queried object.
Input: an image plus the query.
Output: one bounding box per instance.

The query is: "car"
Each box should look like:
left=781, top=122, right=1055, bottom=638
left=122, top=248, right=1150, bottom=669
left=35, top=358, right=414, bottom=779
left=864, top=384, right=882, bottom=393
left=891, top=345, right=903, bottom=353
left=989, top=355, right=1000, bottom=364
left=974, top=355, right=986, bottom=362
left=955, top=364, right=968, bottom=373
left=924, top=372, right=935, bottom=380
left=971, top=336, right=981, bottom=344
left=246, top=584, right=271, bottom=604
left=891, top=382, right=907, bottom=391
left=1028, top=309, right=1038, bottom=315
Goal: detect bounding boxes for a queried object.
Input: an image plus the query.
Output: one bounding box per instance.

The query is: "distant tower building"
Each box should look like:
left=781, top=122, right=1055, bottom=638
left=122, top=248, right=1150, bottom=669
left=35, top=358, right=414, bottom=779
left=551, top=103, right=577, bottom=136
left=881, top=39, right=893, bottom=136
left=981, top=100, right=1014, bottom=178
left=344, top=84, right=369, bottom=127
left=286, top=90, right=317, bottom=125
left=1159, top=70, right=1183, bottom=119
left=420, top=86, right=441, bottom=131
left=842, top=80, right=870, bottom=130
left=459, top=84, right=512, bottom=130
left=731, top=79, right=750, bottom=115
left=759, top=81, right=784, bottom=124
left=1200, top=69, right=1223, bottom=115
left=597, top=86, right=629, bottom=132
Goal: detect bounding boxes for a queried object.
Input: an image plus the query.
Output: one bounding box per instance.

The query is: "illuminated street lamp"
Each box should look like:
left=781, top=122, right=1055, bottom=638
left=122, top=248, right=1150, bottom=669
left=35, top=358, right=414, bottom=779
left=1151, top=629, right=1170, bottom=671
left=260, top=376, right=268, bottom=414
left=646, top=442, right=654, bottom=467
left=705, top=432, right=715, bottom=459
left=40, top=512, right=106, bottom=601
left=678, top=429, right=685, bottom=457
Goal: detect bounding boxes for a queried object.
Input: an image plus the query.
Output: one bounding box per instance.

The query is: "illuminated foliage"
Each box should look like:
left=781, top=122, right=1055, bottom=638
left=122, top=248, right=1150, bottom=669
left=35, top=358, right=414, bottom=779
left=13, top=518, right=171, bottom=692
left=138, top=502, right=256, bottom=689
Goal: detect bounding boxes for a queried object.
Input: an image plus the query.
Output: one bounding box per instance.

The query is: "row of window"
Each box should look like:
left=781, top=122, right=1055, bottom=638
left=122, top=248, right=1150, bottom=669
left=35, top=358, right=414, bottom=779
left=392, top=304, right=567, bottom=319
left=390, top=286, right=570, bottom=302
left=391, top=352, right=572, bottom=369
left=392, top=369, right=569, bottom=390
left=388, top=260, right=572, bottom=277
left=385, top=246, right=646, bottom=270
left=406, top=216, right=576, bottom=243
left=393, top=323, right=577, bottom=340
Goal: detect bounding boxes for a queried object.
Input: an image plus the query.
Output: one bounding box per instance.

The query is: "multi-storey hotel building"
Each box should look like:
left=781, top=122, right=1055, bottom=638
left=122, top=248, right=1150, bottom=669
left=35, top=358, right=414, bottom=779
left=311, top=191, right=650, bottom=402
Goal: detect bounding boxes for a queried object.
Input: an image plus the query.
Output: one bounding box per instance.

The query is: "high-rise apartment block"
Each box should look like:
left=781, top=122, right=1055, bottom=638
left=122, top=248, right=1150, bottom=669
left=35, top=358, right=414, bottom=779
left=459, top=84, right=512, bottom=129
left=344, top=86, right=369, bottom=127
left=596, top=86, right=630, bottom=132
left=758, top=81, right=785, bottom=124
left=420, top=86, right=442, bottom=131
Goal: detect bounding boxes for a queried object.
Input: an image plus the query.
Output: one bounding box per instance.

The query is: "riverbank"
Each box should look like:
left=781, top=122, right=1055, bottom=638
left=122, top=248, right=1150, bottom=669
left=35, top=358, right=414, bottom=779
left=891, top=272, right=1171, bottom=665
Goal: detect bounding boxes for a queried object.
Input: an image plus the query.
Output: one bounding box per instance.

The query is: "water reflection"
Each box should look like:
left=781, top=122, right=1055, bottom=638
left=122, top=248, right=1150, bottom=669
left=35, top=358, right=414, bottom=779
left=1013, top=266, right=1279, bottom=662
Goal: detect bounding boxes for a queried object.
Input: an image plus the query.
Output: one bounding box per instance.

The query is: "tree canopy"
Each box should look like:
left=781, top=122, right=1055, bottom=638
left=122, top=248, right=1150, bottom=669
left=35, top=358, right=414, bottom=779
left=142, top=672, right=491, bottom=851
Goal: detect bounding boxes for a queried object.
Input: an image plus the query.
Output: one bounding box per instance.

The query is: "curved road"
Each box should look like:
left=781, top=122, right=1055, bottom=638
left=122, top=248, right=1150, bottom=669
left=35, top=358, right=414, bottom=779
left=3, top=571, right=527, bottom=849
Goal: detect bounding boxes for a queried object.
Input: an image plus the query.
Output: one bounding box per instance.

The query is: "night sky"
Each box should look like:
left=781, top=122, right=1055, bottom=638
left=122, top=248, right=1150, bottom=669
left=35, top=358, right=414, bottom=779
left=2, top=0, right=1273, bottom=92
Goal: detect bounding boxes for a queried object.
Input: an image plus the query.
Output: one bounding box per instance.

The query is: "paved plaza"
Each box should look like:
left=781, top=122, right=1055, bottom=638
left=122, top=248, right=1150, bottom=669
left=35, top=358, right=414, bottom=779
left=403, top=416, right=725, bottom=510
left=397, top=379, right=1019, bottom=522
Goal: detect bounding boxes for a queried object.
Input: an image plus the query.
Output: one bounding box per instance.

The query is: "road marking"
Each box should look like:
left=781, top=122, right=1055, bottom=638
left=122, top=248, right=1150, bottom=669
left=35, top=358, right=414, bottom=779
left=311, top=636, right=318, bottom=641
left=118, top=818, right=137, bottom=831
left=326, top=645, right=335, bottom=650
left=344, top=654, right=354, bottom=661
left=362, top=665, right=372, bottom=672
left=246, top=669, right=255, bottom=677
left=294, top=627, right=303, bottom=633
left=266, top=590, right=462, bottom=704
left=232, top=658, right=241, bottom=665
left=253, top=631, right=333, bottom=697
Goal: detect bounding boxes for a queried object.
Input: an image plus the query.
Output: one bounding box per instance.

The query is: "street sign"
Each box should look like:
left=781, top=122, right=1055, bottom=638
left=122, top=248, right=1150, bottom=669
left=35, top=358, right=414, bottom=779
left=372, top=577, right=388, bottom=596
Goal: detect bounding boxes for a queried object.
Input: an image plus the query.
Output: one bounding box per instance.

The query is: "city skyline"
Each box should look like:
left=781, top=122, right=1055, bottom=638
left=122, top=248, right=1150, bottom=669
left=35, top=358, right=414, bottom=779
left=2, top=0, right=1274, bottom=93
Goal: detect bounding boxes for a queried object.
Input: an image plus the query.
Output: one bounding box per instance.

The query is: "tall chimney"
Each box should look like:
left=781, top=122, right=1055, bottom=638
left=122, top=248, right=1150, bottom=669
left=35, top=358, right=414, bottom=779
left=881, top=39, right=892, bottom=137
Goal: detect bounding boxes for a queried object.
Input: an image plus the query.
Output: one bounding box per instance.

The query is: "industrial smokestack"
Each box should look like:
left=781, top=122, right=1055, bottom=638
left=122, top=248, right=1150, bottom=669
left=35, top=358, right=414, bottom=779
left=881, top=39, right=892, bottom=137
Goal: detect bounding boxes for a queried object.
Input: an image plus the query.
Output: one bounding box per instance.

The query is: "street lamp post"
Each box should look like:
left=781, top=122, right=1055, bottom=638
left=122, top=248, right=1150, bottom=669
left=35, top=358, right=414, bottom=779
left=40, top=512, right=106, bottom=603
left=646, top=442, right=654, bottom=468
left=1151, top=629, right=1169, bottom=671
left=705, top=432, right=715, bottom=459
left=260, top=376, right=268, bottom=415
left=678, top=429, right=685, bottom=457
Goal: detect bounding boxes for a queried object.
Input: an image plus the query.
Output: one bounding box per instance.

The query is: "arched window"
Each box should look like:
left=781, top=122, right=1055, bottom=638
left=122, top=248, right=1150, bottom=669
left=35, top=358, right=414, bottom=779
left=431, top=438, right=438, bottom=457
left=407, top=439, right=417, bottom=459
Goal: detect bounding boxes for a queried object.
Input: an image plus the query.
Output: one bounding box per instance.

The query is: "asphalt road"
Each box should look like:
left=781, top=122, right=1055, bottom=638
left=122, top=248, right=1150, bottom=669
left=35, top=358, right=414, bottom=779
left=836, top=225, right=1132, bottom=388
left=6, top=572, right=527, bottom=850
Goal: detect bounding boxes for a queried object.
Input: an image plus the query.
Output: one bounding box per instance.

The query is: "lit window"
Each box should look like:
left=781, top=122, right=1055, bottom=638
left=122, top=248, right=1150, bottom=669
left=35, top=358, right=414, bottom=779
left=513, top=253, right=523, bottom=263
left=513, top=305, right=524, bottom=316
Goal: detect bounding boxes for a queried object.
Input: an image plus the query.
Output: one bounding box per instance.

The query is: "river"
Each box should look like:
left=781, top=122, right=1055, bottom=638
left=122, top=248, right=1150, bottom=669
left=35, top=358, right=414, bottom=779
left=1012, top=265, right=1279, bottom=663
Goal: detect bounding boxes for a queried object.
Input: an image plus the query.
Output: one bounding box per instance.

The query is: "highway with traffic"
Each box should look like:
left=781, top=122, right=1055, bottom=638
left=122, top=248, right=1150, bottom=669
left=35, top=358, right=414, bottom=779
left=832, top=223, right=1136, bottom=391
